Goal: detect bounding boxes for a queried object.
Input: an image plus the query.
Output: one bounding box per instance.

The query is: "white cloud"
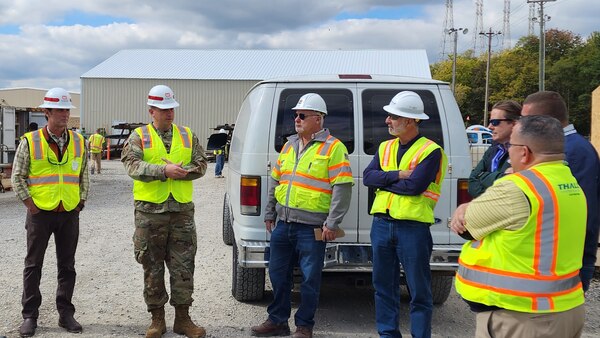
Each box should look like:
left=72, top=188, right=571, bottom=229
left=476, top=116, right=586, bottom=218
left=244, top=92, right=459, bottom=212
left=0, top=0, right=597, bottom=91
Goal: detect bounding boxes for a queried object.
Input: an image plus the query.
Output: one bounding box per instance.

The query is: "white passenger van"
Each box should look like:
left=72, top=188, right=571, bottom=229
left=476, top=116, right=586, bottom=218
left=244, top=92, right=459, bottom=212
left=223, top=74, right=473, bottom=305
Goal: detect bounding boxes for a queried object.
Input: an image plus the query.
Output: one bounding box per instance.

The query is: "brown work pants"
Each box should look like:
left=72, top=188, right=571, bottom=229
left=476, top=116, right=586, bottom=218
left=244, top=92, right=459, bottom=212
left=22, top=209, right=80, bottom=319
left=475, top=304, right=585, bottom=338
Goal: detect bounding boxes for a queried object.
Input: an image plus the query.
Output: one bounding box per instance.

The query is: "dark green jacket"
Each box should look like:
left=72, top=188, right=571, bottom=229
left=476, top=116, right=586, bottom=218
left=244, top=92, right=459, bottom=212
left=468, top=145, right=510, bottom=198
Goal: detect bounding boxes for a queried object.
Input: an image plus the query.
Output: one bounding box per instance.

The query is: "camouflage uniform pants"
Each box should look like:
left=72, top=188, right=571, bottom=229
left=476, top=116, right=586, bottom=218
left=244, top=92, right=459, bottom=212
left=133, top=209, right=197, bottom=311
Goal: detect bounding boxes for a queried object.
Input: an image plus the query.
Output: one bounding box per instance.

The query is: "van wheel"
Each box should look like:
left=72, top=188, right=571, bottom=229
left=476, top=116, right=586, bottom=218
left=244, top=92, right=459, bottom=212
left=231, top=243, right=265, bottom=301
left=431, top=275, right=453, bottom=305
left=222, top=193, right=234, bottom=245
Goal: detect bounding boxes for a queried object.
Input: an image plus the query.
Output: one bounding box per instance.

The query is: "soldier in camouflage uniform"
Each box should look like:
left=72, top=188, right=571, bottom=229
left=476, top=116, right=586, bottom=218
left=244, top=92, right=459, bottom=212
left=121, top=85, right=208, bottom=338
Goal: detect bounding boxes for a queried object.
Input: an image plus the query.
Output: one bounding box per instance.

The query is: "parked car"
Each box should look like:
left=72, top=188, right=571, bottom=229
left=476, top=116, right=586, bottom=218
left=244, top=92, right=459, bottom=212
left=466, top=125, right=493, bottom=168
left=224, top=74, right=473, bottom=305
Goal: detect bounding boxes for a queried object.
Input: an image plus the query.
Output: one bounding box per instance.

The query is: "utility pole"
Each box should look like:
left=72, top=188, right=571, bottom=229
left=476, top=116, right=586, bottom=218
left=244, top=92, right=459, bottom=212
left=447, top=27, right=468, bottom=94
left=528, top=0, right=556, bottom=91
left=480, top=28, right=502, bottom=126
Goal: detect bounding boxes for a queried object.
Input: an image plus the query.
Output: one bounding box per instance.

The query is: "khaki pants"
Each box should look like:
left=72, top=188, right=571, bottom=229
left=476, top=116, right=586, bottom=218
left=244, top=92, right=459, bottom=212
left=475, top=305, right=584, bottom=338
left=90, top=152, right=102, bottom=173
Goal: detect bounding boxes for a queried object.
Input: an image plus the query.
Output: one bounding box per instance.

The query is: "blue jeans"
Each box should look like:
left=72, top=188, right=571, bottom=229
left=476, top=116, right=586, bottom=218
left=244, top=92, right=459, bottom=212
left=215, top=154, right=225, bottom=176
left=267, top=220, right=327, bottom=328
left=371, top=217, right=433, bottom=338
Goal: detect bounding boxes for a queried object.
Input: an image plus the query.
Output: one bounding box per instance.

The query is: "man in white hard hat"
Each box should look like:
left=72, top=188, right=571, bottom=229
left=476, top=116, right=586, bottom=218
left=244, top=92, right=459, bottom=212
left=121, top=85, right=208, bottom=338
left=11, top=87, right=88, bottom=336
left=251, top=93, right=353, bottom=338
left=363, top=91, right=448, bottom=338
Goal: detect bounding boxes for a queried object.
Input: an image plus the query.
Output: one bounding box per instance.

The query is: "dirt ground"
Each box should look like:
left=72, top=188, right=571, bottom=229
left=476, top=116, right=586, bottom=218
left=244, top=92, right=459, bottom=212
left=1, top=160, right=599, bottom=337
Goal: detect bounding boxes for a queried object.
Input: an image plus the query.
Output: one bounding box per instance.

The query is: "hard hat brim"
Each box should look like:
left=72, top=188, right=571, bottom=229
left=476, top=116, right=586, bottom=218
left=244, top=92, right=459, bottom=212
left=149, top=102, right=180, bottom=109
left=383, top=105, right=429, bottom=120
left=39, top=103, right=76, bottom=109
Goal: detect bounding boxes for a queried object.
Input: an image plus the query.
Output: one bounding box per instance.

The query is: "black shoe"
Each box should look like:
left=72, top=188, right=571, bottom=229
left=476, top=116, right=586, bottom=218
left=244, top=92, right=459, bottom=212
left=58, top=315, right=82, bottom=333
left=19, top=318, right=37, bottom=337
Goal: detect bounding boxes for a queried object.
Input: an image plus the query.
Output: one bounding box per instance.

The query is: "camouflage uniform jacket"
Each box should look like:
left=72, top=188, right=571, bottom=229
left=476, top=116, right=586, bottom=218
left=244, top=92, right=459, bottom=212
left=121, top=124, right=207, bottom=213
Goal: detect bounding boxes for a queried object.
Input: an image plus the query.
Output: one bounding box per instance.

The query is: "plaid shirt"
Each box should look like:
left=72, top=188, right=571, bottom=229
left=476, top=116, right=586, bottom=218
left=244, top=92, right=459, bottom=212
left=11, top=126, right=89, bottom=202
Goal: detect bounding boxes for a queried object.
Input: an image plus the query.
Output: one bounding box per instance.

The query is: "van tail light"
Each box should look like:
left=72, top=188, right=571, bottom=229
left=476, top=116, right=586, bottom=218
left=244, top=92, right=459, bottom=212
left=240, top=176, right=261, bottom=215
left=457, top=179, right=473, bottom=205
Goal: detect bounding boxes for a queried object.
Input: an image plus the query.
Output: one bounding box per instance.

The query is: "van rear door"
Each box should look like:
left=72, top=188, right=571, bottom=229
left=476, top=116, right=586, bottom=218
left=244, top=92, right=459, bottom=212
left=267, top=84, right=360, bottom=242
left=356, top=85, right=451, bottom=244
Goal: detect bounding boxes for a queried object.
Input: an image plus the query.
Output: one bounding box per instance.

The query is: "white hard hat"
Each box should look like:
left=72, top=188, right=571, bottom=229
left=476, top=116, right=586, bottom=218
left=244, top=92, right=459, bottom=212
left=292, top=93, right=327, bottom=115
left=219, top=128, right=227, bottom=134
left=147, top=85, right=179, bottom=109
left=383, top=91, right=429, bottom=120
left=39, top=88, right=76, bottom=109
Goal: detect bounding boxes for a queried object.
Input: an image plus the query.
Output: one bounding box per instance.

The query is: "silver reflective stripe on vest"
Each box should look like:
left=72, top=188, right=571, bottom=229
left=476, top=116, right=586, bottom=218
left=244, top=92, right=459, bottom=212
left=460, top=169, right=577, bottom=297
left=28, top=175, right=60, bottom=185
left=519, top=170, right=556, bottom=276
left=71, top=132, right=82, bottom=157
left=31, top=130, right=43, bottom=160
left=279, top=172, right=332, bottom=193
left=458, top=265, right=580, bottom=294
left=318, top=136, right=336, bottom=155
left=141, top=125, right=151, bottom=148
left=63, top=175, right=80, bottom=184
left=177, top=125, right=191, bottom=148
left=536, top=297, right=551, bottom=311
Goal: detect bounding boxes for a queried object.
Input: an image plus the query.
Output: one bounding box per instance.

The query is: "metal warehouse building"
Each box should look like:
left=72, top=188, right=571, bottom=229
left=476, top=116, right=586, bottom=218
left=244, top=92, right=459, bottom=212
left=80, top=49, right=431, bottom=147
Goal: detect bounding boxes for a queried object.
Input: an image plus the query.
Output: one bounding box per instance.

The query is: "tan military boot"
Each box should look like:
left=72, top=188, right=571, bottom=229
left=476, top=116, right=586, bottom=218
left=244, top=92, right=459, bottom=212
left=173, top=305, right=206, bottom=338
left=146, top=307, right=167, bottom=338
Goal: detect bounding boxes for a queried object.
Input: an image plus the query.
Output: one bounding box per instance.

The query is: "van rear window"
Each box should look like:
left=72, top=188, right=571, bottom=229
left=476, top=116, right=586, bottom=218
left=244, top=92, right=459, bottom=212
left=362, top=90, right=444, bottom=155
left=274, top=89, right=355, bottom=153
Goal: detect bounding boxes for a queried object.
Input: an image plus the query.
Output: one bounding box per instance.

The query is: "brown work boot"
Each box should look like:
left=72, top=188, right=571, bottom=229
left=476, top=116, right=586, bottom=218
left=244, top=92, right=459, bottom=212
left=173, top=305, right=206, bottom=338
left=250, top=319, right=290, bottom=337
left=146, top=307, right=166, bottom=338
left=292, top=326, right=313, bottom=338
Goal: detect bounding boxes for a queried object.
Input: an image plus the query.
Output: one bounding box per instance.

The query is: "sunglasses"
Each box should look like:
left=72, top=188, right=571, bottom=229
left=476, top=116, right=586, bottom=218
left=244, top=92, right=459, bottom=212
left=387, top=114, right=401, bottom=121
left=489, top=118, right=513, bottom=126
left=294, top=113, right=320, bottom=120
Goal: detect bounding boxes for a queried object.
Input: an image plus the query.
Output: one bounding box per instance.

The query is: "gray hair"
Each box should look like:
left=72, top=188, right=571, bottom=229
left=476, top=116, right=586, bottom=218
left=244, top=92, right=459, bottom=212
left=517, top=115, right=564, bottom=154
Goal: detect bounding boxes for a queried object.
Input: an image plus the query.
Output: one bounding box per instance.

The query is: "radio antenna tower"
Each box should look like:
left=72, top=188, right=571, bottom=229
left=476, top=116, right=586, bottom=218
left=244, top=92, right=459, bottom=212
left=528, top=3, right=536, bottom=35
left=473, top=0, right=484, bottom=54
left=440, top=0, right=455, bottom=59
left=502, top=0, right=511, bottom=49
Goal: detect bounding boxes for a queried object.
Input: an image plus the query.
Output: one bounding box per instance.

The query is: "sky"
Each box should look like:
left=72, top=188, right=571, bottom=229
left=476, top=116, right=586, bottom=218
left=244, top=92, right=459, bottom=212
left=0, top=0, right=597, bottom=93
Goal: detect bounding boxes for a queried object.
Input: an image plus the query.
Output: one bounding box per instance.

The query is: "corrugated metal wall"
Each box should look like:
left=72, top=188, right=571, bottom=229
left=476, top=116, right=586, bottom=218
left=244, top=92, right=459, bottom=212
left=81, top=78, right=258, bottom=146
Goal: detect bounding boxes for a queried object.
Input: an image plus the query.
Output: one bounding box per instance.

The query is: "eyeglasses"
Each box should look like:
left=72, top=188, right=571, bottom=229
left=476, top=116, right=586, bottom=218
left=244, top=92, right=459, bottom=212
left=506, top=142, right=530, bottom=152
left=294, top=113, right=320, bottom=120
left=489, top=118, right=513, bottom=126
left=387, top=114, right=401, bottom=121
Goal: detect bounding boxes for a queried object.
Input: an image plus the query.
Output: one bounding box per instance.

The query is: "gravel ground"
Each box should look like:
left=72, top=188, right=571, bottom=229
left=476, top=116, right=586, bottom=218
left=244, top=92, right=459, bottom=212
left=1, top=160, right=599, bottom=338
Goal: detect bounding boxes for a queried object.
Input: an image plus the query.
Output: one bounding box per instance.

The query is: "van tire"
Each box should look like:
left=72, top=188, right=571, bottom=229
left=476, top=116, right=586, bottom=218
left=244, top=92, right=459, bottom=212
left=431, top=275, right=453, bottom=305
left=222, top=193, right=234, bottom=245
left=231, top=243, right=265, bottom=301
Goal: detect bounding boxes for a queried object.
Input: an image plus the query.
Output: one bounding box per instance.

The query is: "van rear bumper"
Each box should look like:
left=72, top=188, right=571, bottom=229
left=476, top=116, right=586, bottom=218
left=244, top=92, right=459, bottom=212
left=236, top=240, right=462, bottom=273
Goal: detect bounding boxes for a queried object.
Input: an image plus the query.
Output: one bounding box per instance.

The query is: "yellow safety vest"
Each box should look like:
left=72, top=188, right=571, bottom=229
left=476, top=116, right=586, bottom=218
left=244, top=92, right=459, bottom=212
left=272, top=135, right=353, bottom=213
left=455, top=162, right=586, bottom=313
left=88, top=133, right=104, bottom=154
left=370, top=137, right=447, bottom=223
left=132, top=124, right=194, bottom=204
left=25, top=129, right=84, bottom=211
